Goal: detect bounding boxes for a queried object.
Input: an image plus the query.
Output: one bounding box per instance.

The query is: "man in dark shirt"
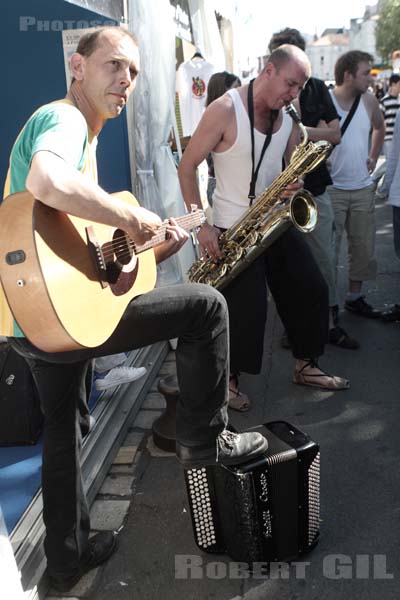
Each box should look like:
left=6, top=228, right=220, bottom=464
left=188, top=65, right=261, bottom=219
left=269, top=28, right=359, bottom=349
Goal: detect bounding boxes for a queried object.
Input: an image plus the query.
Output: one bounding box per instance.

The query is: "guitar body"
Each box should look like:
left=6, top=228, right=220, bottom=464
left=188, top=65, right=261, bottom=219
left=0, top=191, right=156, bottom=352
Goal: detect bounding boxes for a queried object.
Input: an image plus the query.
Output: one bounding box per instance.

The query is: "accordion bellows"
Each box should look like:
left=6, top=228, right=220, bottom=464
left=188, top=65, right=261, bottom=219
left=185, top=421, right=320, bottom=563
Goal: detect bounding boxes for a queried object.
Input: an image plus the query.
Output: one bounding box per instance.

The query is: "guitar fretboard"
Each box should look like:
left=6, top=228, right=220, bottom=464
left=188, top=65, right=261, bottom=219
left=102, top=210, right=204, bottom=261
left=134, top=211, right=203, bottom=254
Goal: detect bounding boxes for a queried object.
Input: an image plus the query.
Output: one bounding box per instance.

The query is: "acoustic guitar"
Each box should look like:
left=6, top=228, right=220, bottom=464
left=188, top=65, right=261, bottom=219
left=0, top=190, right=205, bottom=352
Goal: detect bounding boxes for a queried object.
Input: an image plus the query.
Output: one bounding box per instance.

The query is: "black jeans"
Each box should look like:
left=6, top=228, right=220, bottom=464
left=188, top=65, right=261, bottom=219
left=265, top=228, right=329, bottom=359
left=222, top=227, right=329, bottom=374
left=9, top=283, right=229, bottom=578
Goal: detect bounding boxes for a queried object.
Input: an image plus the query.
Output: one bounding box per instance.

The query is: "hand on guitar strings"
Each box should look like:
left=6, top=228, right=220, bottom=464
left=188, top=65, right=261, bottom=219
left=128, top=206, right=163, bottom=244
left=160, top=217, right=190, bottom=260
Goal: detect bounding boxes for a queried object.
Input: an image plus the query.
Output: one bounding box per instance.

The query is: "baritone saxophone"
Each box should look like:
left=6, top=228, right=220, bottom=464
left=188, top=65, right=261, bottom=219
left=188, top=103, right=332, bottom=290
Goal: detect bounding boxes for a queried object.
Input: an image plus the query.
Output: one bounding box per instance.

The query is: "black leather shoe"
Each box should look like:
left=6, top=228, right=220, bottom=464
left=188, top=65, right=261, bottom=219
left=48, top=531, right=117, bottom=593
left=329, top=326, right=359, bottom=349
left=381, top=304, right=400, bottom=322
left=345, top=296, right=381, bottom=318
left=176, top=430, right=268, bottom=469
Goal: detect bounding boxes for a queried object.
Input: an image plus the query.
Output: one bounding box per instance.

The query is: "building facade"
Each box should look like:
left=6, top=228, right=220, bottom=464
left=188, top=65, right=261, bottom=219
left=307, top=32, right=349, bottom=81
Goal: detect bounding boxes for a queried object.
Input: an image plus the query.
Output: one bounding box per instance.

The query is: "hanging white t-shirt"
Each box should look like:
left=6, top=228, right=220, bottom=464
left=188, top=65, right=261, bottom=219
left=176, top=57, right=214, bottom=136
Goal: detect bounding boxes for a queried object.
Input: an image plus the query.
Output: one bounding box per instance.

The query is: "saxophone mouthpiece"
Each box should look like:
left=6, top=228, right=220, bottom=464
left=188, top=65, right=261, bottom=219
left=285, top=103, right=308, bottom=145
left=285, top=103, right=301, bottom=124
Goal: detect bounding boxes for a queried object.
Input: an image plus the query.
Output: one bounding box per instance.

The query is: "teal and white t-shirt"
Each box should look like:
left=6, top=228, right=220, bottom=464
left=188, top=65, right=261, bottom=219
left=1, top=99, right=98, bottom=337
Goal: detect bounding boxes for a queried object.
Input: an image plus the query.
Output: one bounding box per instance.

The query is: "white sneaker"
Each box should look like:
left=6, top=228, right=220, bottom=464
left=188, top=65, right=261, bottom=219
left=95, top=366, right=147, bottom=391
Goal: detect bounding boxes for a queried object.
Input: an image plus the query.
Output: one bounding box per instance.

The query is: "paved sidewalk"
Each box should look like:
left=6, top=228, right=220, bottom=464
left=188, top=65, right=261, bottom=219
left=46, top=198, right=400, bottom=600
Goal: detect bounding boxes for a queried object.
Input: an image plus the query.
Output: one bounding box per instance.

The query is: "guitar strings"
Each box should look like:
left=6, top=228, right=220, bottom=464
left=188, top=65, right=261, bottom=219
left=99, top=213, right=202, bottom=262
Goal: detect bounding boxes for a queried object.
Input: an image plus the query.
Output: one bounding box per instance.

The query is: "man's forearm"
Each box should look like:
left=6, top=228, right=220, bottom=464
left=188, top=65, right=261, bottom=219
left=306, top=123, right=340, bottom=145
left=27, top=152, right=136, bottom=230
left=26, top=151, right=166, bottom=247
left=369, top=128, right=385, bottom=161
left=178, top=166, right=202, bottom=212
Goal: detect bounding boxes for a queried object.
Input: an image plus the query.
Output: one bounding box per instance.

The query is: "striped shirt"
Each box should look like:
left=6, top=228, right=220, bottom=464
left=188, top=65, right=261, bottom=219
left=380, top=93, right=400, bottom=141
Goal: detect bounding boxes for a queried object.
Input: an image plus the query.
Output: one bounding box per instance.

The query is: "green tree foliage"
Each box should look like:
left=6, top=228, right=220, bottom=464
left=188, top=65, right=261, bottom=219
left=376, top=0, right=400, bottom=59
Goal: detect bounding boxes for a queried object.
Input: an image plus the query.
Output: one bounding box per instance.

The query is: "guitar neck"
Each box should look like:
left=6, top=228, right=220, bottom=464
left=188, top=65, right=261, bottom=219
left=134, top=211, right=203, bottom=254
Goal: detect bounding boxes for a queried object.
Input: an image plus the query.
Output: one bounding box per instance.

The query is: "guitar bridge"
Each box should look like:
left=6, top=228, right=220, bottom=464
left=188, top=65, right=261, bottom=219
left=85, top=225, right=108, bottom=288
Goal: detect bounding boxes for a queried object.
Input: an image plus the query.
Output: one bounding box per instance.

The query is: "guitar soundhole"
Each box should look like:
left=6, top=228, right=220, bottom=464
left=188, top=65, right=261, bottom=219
left=112, top=229, right=132, bottom=265
left=105, top=229, right=138, bottom=296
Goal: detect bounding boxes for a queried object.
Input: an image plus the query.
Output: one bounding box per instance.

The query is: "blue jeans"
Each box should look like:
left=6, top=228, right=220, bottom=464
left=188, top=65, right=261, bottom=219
left=9, top=283, right=229, bottom=578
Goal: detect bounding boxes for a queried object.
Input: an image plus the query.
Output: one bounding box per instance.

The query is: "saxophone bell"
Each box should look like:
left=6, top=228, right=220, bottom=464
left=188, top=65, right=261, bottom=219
left=289, top=189, right=318, bottom=233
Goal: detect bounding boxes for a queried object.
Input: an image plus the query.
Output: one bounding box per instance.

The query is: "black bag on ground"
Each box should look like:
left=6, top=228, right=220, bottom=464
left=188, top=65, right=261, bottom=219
left=0, top=346, right=43, bottom=445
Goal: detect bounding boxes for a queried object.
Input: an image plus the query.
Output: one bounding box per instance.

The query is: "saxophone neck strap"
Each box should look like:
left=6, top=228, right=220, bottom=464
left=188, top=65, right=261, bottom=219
left=247, top=78, right=278, bottom=206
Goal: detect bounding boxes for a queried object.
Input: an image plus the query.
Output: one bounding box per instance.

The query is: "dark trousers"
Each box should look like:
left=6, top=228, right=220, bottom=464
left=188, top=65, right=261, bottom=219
left=9, top=283, right=229, bottom=578
left=222, top=227, right=329, bottom=374
left=265, top=228, right=329, bottom=360
left=393, top=206, right=400, bottom=260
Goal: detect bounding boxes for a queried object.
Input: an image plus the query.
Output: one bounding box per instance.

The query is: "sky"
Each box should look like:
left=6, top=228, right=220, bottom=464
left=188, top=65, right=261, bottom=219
left=238, top=0, right=374, bottom=58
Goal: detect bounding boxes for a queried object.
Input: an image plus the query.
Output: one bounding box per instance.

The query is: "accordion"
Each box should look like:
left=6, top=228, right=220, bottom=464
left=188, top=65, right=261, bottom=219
left=184, top=421, right=320, bottom=563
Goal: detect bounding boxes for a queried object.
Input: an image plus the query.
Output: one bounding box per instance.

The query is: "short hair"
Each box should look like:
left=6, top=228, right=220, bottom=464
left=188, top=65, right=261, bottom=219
left=206, top=71, right=241, bottom=106
left=70, top=26, right=138, bottom=85
left=267, top=46, right=297, bottom=72
left=268, top=28, right=306, bottom=53
left=75, top=26, right=138, bottom=58
left=334, top=50, right=373, bottom=85
left=389, top=73, right=400, bottom=86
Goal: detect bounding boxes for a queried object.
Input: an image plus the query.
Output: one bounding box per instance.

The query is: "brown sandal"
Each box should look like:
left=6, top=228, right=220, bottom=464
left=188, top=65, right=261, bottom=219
left=293, top=360, right=350, bottom=391
left=228, top=374, right=251, bottom=412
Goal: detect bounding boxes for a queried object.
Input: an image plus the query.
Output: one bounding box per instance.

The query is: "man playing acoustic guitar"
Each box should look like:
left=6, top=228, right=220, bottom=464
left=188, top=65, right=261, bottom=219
left=1, top=27, right=267, bottom=593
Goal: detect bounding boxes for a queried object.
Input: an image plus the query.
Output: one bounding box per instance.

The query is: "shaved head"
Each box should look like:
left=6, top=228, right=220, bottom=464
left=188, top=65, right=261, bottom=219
left=267, top=44, right=311, bottom=79
left=257, top=43, right=311, bottom=110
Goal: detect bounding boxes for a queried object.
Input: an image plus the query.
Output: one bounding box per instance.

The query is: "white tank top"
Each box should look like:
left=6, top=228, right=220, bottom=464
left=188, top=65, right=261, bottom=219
left=329, top=91, right=372, bottom=189
left=212, top=88, right=292, bottom=228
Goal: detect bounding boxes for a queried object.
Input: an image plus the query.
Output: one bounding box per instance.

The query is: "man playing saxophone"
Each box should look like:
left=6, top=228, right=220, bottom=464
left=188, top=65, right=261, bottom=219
left=178, top=45, right=349, bottom=404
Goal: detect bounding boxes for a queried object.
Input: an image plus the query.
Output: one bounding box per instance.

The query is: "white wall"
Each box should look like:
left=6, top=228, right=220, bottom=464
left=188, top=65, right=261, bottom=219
left=307, top=42, right=348, bottom=81
left=349, top=16, right=382, bottom=62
